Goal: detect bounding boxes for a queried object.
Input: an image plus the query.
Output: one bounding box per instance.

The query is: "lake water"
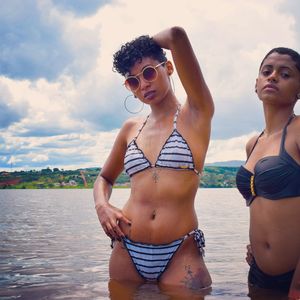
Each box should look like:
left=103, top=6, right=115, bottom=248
left=0, top=189, right=288, bottom=299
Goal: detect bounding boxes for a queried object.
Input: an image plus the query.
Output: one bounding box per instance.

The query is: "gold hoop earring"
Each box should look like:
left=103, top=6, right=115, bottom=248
left=124, top=94, right=144, bottom=114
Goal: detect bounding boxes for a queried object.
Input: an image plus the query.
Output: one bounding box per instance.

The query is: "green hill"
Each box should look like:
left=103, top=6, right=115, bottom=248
left=0, top=166, right=239, bottom=189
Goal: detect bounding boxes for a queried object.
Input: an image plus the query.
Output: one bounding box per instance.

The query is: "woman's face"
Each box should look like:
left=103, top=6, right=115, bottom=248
left=256, top=52, right=300, bottom=106
left=126, top=57, right=170, bottom=104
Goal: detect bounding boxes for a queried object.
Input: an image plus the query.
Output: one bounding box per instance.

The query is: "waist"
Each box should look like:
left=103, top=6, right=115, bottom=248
left=250, top=245, right=298, bottom=275
left=250, top=227, right=300, bottom=274
left=129, top=168, right=200, bottom=191
left=120, top=205, right=198, bottom=244
left=249, top=196, right=300, bottom=219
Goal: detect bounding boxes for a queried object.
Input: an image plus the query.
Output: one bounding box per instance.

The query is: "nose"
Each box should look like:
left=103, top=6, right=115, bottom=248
left=268, top=71, right=278, bottom=83
left=139, top=76, right=150, bottom=90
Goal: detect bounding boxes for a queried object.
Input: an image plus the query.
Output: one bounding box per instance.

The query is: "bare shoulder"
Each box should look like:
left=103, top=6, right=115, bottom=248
left=290, top=115, right=300, bottom=147
left=106, top=117, right=143, bottom=150
left=246, top=135, right=260, bottom=157
left=287, top=115, right=300, bottom=140
left=124, top=115, right=146, bottom=128
left=291, top=114, right=300, bottom=130
left=120, top=116, right=146, bottom=140
left=99, top=116, right=146, bottom=182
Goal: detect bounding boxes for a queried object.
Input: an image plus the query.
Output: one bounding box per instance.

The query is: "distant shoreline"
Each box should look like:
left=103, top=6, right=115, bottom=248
left=0, top=165, right=239, bottom=189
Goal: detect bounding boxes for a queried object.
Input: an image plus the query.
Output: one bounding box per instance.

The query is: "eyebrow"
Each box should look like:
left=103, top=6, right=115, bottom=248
left=262, top=64, right=293, bottom=71
left=128, top=64, right=153, bottom=77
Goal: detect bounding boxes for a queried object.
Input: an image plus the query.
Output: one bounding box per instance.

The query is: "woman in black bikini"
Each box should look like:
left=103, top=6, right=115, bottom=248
left=236, top=48, right=300, bottom=299
left=93, top=26, right=214, bottom=292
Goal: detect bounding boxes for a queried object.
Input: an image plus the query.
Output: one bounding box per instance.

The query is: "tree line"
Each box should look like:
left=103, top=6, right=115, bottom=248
left=0, top=166, right=239, bottom=189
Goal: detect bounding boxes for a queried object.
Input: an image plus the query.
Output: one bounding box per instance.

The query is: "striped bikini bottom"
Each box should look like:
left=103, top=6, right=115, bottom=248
left=120, top=229, right=205, bottom=281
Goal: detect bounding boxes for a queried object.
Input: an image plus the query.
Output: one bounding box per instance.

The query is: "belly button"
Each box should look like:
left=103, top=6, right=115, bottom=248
left=265, top=242, right=271, bottom=249
left=151, top=210, right=156, bottom=220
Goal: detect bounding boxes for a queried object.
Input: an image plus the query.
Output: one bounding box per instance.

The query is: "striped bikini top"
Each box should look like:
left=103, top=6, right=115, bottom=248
left=124, top=107, right=200, bottom=177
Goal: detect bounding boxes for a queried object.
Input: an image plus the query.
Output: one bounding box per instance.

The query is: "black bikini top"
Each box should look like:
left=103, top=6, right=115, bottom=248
left=236, top=115, right=300, bottom=206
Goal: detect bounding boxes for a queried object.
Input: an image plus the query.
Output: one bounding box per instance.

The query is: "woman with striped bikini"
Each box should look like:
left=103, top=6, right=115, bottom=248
left=93, top=26, right=214, bottom=292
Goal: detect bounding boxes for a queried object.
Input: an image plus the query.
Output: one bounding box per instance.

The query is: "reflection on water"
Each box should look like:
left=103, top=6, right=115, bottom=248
left=0, top=189, right=290, bottom=299
left=0, top=189, right=109, bottom=299
left=108, top=279, right=212, bottom=300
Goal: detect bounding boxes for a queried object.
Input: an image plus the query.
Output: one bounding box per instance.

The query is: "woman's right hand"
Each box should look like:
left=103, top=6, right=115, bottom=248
left=95, top=203, right=131, bottom=241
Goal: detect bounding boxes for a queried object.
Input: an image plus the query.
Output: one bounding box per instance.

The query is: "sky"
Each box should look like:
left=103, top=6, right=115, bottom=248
left=1, top=0, right=300, bottom=171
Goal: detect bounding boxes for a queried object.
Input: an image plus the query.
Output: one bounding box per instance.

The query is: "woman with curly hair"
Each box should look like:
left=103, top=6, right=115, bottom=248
left=93, top=26, right=214, bottom=290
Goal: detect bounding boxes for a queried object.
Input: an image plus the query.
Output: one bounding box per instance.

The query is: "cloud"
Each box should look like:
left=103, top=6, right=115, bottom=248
left=0, top=0, right=105, bottom=81
left=280, top=0, right=300, bottom=49
left=52, top=0, right=110, bottom=16
left=0, top=81, right=28, bottom=128
left=0, top=102, right=23, bottom=129
left=0, top=126, right=118, bottom=170
left=1, top=0, right=300, bottom=170
left=206, top=133, right=258, bottom=164
left=71, top=0, right=299, bottom=136
left=0, top=0, right=73, bottom=80
left=32, top=154, right=49, bottom=163
left=0, top=75, right=86, bottom=137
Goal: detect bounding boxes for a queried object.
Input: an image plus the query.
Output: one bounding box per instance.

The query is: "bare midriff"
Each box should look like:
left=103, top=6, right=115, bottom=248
left=120, top=168, right=200, bottom=244
left=250, top=196, right=300, bottom=275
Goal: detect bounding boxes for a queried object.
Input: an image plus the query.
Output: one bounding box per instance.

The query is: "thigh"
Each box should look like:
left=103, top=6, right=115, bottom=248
left=159, top=237, right=212, bottom=289
left=108, top=279, right=143, bottom=300
left=109, top=241, right=145, bottom=283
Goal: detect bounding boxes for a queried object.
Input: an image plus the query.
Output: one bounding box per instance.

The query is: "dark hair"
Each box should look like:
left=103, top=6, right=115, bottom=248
left=259, top=47, right=300, bottom=72
left=113, top=35, right=167, bottom=76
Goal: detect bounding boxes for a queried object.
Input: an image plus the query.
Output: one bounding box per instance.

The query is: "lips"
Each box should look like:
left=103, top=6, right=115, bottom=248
left=263, top=84, right=279, bottom=92
left=144, top=90, right=156, bottom=100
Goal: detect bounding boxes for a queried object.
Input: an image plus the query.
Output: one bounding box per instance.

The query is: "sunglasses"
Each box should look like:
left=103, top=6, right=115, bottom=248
left=124, top=62, right=165, bottom=92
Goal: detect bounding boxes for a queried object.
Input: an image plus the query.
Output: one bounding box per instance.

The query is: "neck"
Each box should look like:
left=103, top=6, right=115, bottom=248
left=149, top=97, right=180, bottom=122
left=263, top=104, right=294, bottom=136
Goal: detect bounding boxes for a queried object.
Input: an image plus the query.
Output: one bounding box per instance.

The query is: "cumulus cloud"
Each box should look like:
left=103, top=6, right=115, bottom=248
left=68, top=0, right=300, bottom=135
left=206, top=133, right=258, bottom=164
left=280, top=0, right=300, bottom=49
left=0, top=130, right=116, bottom=170
left=0, top=0, right=102, bottom=81
left=0, top=81, right=28, bottom=128
left=1, top=0, right=300, bottom=170
left=0, top=0, right=73, bottom=80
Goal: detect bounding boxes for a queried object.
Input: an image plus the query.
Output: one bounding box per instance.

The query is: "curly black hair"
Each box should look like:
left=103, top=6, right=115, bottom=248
left=113, top=35, right=167, bottom=76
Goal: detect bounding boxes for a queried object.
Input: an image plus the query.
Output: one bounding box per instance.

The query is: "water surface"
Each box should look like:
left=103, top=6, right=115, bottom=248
left=0, top=189, right=287, bottom=299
